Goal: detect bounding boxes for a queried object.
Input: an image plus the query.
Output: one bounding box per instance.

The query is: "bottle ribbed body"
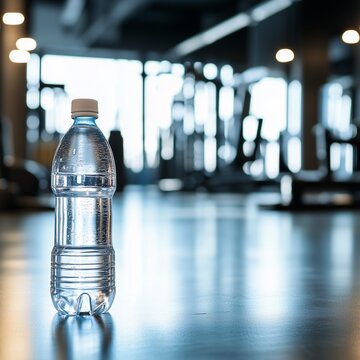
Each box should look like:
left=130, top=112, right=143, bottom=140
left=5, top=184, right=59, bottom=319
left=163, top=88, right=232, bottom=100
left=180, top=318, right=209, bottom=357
left=51, top=116, right=116, bottom=316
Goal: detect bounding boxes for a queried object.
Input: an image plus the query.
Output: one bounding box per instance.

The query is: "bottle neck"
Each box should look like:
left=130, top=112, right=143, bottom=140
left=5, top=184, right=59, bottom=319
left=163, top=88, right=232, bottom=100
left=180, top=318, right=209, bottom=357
left=73, top=116, right=97, bottom=125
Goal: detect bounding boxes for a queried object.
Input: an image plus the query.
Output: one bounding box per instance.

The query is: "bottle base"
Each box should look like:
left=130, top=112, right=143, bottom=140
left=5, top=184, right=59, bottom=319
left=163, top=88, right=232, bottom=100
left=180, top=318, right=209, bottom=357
left=51, top=246, right=115, bottom=316
left=51, top=289, right=115, bottom=316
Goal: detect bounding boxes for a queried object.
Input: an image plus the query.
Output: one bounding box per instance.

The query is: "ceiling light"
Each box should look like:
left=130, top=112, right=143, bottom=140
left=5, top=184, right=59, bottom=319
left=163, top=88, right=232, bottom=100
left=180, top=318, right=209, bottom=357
left=275, top=48, right=295, bottom=63
left=9, top=50, right=30, bottom=63
left=16, top=38, right=37, bottom=51
left=2, top=12, right=25, bottom=25
left=252, top=0, right=292, bottom=22
left=171, top=13, right=251, bottom=57
left=341, top=30, right=360, bottom=44
left=167, top=0, right=296, bottom=58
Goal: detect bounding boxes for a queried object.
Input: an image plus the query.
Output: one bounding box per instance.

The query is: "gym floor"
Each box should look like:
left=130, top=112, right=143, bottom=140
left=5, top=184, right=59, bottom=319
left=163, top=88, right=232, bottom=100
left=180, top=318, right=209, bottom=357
left=1, top=186, right=360, bottom=359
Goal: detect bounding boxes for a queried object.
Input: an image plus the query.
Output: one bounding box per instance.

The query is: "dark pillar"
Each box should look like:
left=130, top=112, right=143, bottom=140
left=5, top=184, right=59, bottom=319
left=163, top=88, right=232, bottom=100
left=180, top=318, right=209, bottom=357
left=300, top=1, right=330, bottom=170
left=1, top=0, right=28, bottom=159
left=0, top=1, right=5, bottom=179
left=355, top=44, right=360, bottom=121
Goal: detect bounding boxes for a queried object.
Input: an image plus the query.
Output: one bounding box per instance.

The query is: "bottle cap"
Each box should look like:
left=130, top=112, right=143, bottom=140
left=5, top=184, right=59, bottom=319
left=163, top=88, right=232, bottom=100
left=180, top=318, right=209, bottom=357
left=71, top=98, right=98, bottom=118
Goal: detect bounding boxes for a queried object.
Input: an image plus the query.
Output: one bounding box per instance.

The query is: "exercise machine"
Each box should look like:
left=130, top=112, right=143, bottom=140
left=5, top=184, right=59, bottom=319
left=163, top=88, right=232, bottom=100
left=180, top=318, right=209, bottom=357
left=276, top=123, right=360, bottom=209
left=0, top=113, right=52, bottom=211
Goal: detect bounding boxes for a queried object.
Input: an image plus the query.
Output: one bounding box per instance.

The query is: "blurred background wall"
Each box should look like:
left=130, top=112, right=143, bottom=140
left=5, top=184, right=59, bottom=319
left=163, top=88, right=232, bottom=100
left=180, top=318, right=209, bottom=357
left=0, top=0, right=360, bottom=197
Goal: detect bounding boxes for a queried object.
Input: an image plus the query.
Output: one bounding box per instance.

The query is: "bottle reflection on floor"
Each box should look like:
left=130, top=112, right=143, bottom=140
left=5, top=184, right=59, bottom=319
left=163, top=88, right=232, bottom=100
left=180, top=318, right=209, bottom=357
left=52, top=313, right=113, bottom=360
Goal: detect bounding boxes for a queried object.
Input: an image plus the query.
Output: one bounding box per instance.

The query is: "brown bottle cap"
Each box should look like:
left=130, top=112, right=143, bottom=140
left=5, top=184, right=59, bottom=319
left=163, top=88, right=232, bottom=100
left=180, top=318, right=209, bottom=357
left=71, top=98, right=98, bottom=118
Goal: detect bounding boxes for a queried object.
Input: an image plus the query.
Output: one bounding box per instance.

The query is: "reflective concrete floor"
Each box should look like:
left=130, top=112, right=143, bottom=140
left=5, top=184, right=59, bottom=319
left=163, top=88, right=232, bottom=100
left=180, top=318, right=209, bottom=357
left=1, top=187, right=360, bottom=359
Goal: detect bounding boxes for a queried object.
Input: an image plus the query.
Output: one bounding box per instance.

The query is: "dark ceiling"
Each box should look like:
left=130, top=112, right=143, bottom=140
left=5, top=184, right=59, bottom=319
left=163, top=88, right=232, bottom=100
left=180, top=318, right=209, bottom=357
left=30, top=0, right=360, bottom=68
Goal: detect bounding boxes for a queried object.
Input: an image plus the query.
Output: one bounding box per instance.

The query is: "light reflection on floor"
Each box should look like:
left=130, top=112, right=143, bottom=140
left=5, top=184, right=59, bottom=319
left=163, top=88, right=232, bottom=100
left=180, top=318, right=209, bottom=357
left=1, top=187, right=360, bottom=358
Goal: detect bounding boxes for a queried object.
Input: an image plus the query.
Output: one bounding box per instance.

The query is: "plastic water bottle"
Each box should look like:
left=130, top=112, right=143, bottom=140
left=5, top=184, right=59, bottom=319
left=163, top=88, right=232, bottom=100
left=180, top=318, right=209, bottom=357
left=51, top=98, right=116, bottom=316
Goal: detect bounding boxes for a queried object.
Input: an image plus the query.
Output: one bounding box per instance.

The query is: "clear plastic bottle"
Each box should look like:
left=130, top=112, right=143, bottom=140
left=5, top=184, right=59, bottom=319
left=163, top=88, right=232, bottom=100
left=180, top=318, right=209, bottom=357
left=51, top=98, right=116, bottom=316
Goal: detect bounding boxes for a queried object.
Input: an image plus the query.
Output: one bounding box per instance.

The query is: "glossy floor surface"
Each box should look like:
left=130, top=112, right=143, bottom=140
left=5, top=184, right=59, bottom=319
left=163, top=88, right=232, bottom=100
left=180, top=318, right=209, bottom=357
left=1, top=187, right=360, bottom=359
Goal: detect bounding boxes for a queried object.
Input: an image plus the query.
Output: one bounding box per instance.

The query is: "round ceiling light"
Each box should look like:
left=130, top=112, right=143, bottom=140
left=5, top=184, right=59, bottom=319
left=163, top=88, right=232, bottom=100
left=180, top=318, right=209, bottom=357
left=342, top=29, right=360, bottom=44
left=275, top=48, right=295, bottom=63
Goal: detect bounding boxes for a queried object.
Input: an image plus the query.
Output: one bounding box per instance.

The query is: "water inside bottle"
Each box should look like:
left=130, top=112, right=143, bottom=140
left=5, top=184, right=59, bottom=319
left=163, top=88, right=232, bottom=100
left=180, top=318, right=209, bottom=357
left=51, top=245, right=115, bottom=315
left=51, top=175, right=115, bottom=316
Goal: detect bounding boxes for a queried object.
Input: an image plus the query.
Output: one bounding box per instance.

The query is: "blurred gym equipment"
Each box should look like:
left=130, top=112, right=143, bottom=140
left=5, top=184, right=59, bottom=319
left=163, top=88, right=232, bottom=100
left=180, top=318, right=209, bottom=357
left=203, top=87, right=271, bottom=192
left=0, top=116, right=11, bottom=210
left=108, top=129, right=126, bottom=192
left=277, top=123, right=360, bottom=209
left=158, top=63, right=276, bottom=193
left=0, top=116, right=52, bottom=211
